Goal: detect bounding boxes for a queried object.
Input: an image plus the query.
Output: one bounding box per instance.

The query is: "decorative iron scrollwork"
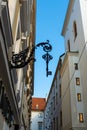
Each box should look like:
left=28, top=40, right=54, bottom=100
left=35, top=40, right=52, bottom=52
left=10, top=40, right=53, bottom=77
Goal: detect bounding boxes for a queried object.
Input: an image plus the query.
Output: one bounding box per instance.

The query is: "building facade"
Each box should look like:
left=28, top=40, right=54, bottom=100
left=44, top=0, right=87, bottom=130
left=61, top=0, right=87, bottom=130
left=31, top=98, right=46, bottom=130
left=0, top=0, right=36, bottom=130
left=44, top=54, right=65, bottom=130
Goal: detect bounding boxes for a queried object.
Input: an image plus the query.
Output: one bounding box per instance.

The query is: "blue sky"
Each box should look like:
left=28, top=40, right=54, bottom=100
left=33, top=0, right=69, bottom=98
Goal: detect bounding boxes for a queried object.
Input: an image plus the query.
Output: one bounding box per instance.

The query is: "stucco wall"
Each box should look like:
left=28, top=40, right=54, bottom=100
left=31, top=111, right=44, bottom=130
left=61, top=58, right=72, bottom=130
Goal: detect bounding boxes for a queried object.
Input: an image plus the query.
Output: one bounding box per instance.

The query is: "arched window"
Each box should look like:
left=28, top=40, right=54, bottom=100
left=73, top=21, right=77, bottom=40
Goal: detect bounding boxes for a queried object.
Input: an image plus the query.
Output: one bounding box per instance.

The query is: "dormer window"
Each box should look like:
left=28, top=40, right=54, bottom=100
left=36, top=104, right=39, bottom=109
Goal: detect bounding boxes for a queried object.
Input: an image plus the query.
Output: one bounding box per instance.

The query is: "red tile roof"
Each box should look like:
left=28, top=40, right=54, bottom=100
left=32, top=97, right=46, bottom=111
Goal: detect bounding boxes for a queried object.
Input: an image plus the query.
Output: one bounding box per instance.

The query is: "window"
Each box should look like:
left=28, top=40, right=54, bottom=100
left=56, top=93, right=58, bottom=104
left=74, top=63, right=78, bottom=70
left=77, top=93, right=81, bottom=101
left=73, top=21, right=77, bottom=40
left=38, top=113, right=43, bottom=118
left=16, top=22, right=21, bottom=40
left=59, top=59, right=62, bottom=70
left=36, top=104, right=39, bottom=109
left=53, top=96, right=55, bottom=110
left=67, top=40, right=70, bottom=52
left=56, top=117, right=58, bottom=130
left=59, top=72, right=61, bottom=79
left=17, top=90, right=20, bottom=102
left=38, top=122, right=43, bottom=130
left=79, top=113, right=84, bottom=123
left=76, top=78, right=80, bottom=85
left=60, top=111, right=62, bottom=126
left=59, top=84, right=61, bottom=98
left=53, top=118, right=55, bottom=130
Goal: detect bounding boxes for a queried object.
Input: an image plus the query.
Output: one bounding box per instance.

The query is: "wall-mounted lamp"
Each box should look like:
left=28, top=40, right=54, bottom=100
left=10, top=40, right=53, bottom=77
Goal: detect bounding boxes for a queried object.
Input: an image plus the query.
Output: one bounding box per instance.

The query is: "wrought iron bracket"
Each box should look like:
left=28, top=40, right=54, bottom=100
left=10, top=40, right=53, bottom=77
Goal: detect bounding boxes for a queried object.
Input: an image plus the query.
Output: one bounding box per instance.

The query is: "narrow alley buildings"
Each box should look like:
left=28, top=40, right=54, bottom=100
left=44, top=54, right=65, bottom=130
left=1, top=0, right=87, bottom=130
left=44, top=0, right=87, bottom=130
left=0, top=0, right=36, bottom=130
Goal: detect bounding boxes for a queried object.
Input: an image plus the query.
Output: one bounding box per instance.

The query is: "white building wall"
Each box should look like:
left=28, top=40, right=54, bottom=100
left=79, top=50, right=87, bottom=128
left=8, top=0, right=17, bottom=26
left=64, top=0, right=85, bottom=54
left=69, top=55, right=85, bottom=128
left=61, top=56, right=72, bottom=130
left=60, top=53, right=86, bottom=130
left=62, top=0, right=87, bottom=129
left=79, top=0, right=87, bottom=42
left=31, top=111, right=44, bottom=130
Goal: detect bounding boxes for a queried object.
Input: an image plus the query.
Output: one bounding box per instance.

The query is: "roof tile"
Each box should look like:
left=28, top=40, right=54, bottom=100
left=32, top=98, right=46, bottom=111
